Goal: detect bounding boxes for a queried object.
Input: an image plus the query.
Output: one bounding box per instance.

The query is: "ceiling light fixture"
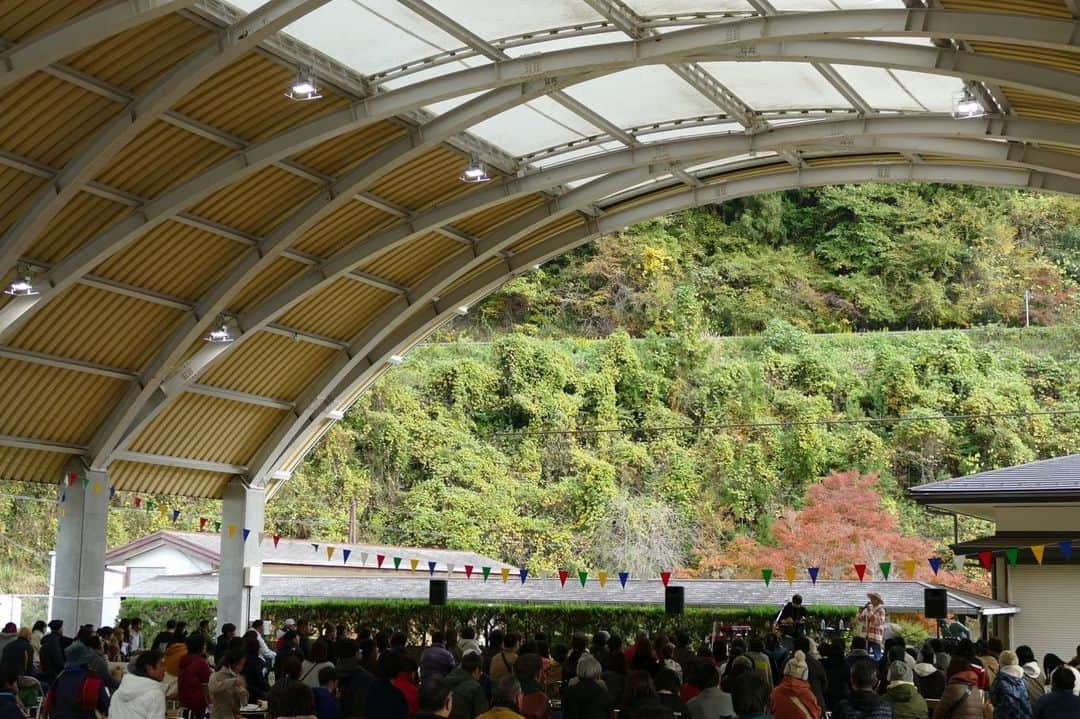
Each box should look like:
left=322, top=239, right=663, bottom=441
left=455, top=306, right=470, bottom=316
left=286, top=71, right=322, bottom=102
left=5, top=262, right=40, bottom=296
left=952, top=89, right=984, bottom=119
left=388, top=354, right=405, bottom=365
left=205, top=316, right=236, bottom=344
left=460, top=155, right=491, bottom=183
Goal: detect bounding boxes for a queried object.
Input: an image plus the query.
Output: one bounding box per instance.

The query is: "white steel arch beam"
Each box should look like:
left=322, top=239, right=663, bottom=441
left=0, top=0, right=198, bottom=91
left=246, top=150, right=1080, bottom=485
left=2, top=16, right=1077, bottom=340
left=0, top=0, right=334, bottom=279
left=260, top=161, right=1080, bottom=487
left=86, top=77, right=590, bottom=469
left=89, top=115, right=1080, bottom=468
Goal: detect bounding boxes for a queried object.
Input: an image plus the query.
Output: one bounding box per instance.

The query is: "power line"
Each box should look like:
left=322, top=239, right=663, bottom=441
left=493, top=407, right=1080, bottom=438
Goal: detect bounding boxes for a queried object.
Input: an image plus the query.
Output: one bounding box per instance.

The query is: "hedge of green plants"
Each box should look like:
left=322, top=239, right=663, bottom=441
left=119, top=598, right=858, bottom=643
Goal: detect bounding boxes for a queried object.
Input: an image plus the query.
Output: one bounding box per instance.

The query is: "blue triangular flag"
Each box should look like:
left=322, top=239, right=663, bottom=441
left=519, top=568, right=528, bottom=584
left=343, top=549, right=351, bottom=564
left=60, top=492, right=66, bottom=503
left=808, top=567, right=819, bottom=584
left=1060, top=540, right=1073, bottom=561
left=108, top=487, right=116, bottom=499
left=618, top=571, right=629, bottom=588
left=172, top=510, right=181, bottom=522
left=428, top=561, right=437, bottom=576
left=312, top=543, right=320, bottom=552
left=242, top=528, right=251, bottom=541
left=928, top=557, right=942, bottom=575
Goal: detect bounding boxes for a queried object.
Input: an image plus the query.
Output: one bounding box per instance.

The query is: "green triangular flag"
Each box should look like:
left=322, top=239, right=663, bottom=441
left=762, top=568, right=773, bottom=586
left=578, top=570, right=588, bottom=587
left=879, top=561, right=892, bottom=580
left=213, top=520, right=222, bottom=532
left=481, top=566, right=491, bottom=581
left=1005, top=547, right=1019, bottom=566
left=146, top=500, right=155, bottom=511
left=80, top=478, right=89, bottom=489
left=393, top=557, right=402, bottom=570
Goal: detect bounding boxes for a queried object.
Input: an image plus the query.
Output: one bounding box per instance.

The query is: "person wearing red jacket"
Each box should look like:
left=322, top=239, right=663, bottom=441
left=392, top=655, right=421, bottom=716
left=178, top=634, right=214, bottom=717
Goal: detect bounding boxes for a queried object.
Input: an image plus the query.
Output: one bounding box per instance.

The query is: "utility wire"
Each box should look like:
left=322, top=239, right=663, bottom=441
left=493, top=407, right=1080, bottom=438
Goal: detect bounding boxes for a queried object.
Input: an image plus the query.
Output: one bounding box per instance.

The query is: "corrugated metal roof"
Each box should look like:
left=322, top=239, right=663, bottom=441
left=910, top=454, right=1080, bottom=502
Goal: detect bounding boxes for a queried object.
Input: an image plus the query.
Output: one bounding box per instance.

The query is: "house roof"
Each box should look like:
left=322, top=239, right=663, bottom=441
left=105, top=530, right=503, bottom=574
left=909, top=454, right=1080, bottom=506
left=120, top=573, right=1016, bottom=616
left=951, top=532, right=1077, bottom=563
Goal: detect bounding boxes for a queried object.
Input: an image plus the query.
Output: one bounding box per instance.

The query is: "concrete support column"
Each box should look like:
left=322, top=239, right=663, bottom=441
left=218, top=479, right=264, bottom=629
left=53, top=462, right=109, bottom=628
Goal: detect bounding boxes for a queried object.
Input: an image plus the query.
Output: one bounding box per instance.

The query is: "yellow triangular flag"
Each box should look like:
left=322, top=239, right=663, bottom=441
left=1031, top=544, right=1045, bottom=565
left=902, top=559, right=917, bottom=579
left=159, top=504, right=168, bottom=518
left=598, top=571, right=608, bottom=588
left=59, top=507, right=66, bottom=517
left=92, top=482, right=102, bottom=495
left=326, top=546, right=335, bottom=560
left=410, top=558, right=419, bottom=573
left=784, top=566, right=796, bottom=585
left=500, top=567, right=510, bottom=583
left=227, top=524, right=237, bottom=538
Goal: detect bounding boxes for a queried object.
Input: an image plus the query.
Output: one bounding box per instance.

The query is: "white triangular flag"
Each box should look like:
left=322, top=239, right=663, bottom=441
left=447, top=562, right=455, bottom=576
left=359, top=552, right=368, bottom=566
left=953, top=554, right=966, bottom=570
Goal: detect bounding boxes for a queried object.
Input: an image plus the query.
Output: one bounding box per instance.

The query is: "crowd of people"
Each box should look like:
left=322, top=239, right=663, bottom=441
left=1, top=603, right=1079, bottom=719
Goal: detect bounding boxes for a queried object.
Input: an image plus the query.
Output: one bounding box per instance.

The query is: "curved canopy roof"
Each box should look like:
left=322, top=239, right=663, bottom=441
left=0, top=0, right=1077, bottom=499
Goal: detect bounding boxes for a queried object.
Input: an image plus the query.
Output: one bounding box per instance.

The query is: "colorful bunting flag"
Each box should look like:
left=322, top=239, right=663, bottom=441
left=1031, top=545, right=1045, bottom=565
left=447, top=563, right=455, bottom=576
left=227, top=524, right=237, bottom=538
left=807, top=567, right=819, bottom=585
left=618, top=571, right=629, bottom=588
left=409, top=558, right=418, bottom=573
left=482, top=566, right=491, bottom=581
left=428, top=561, right=437, bottom=576
left=501, top=567, right=510, bottom=583
left=80, top=478, right=89, bottom=489
left=878, top=562, right=891, bottom=580
left=978, top=551, right=993, bottom=570
left=902, top=559, right=917, bottom=579
left=464, top=565, right=474, bottom=580
left=519, top=568, right=528, bottom=584
left=273, top=534, right=281, bottom=548
left=1060, top=540, right=1073, bottom=561
left=213, top=520, right=221, bottom=532
left=598, top=571, right=608, bottom=588
left=953, top=554, right=965, bottom=570
left=392, top=556, right=402, bottom=570
left=59, top=507, right=65, bottom=517
left=854, top=563, right=867, bottom=581
left=762, top=569, right=773, bottom=586
left=242, top=528, right=251, bottom=541
left=312, top=543, right=320, bottom=552
left=108, top=487, right=116, bottom=500
left=146, top=500, right=155, bottom=512
left=1005, top=548, right=1019, bottom=566
left=326, top=546, right=335, bottom=560
left=376, top=554, right=385, bottom=569
left=784, top=567, right=796, bottom=585
left=343, top=549, right=351, bottom=564
left=258, top=532, right=265, bottom=544
left=928, top=557, right=942, bottom=575
left=579, top=570, right=588, bottom=587
left=66, top=472, right=78, bottom=487
left=660, top=571, right=672, bottom=587
left=199, top=517, right=208, bottom=531
left=134, top=497, right=142, bottom=509
left=172, top=510, right=181, bottom=523
left=92, top=482, right=101, bottom=495
left=558, top=570, right=569, bottom=587
left=158, top=504, right=167, bottom=518
left=60, top=492, right=66, bottom=504
left=359, top=552, right=368, bottom=566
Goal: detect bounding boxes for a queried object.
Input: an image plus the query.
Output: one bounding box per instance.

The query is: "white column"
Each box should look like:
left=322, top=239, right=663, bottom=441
left=53, top=463, right=109, bottom=628
left=218, top=479, right=264, bottom=629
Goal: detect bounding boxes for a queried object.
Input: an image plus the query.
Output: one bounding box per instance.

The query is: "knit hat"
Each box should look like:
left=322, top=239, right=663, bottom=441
left=935, top=652, right=951, bottom=672
left=785, top=650, right=809, bottom=680
left=889, top=661, right=913, bottom=683
left=999, top=650, right=1019, bottom=667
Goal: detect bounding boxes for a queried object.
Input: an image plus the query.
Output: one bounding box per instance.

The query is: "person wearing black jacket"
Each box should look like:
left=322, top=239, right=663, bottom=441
left=151, top=620, right=176, bottom=653
left=39, top=620, right=67, bottom=682
left=214, top=624, right=236, bottom=668
left=363, top=651, right=409, bottom=719
left=1, top=629, right=33, bottom=677
left=414, top=678, right=454, bottom=719
left=334, top=639, right=372, bottom=719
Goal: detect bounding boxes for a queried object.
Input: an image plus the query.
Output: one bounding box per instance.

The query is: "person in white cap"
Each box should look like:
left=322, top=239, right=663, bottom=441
left=856, top=592, right=888, bottom=661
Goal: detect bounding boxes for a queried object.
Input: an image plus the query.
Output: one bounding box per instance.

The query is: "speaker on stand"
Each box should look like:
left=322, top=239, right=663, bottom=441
left=665, top=586, right=685, bottom=615
left=430, top=579, right=448, bottom=606
left=924, top=587, right=947, bottom=624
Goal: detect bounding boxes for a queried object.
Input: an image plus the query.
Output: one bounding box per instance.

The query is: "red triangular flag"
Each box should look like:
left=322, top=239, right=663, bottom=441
left=272, top=534, right=281, bottom=548
left=978, top=551, right=993, bottom=570
left=464, top=564, right=473, bottom=579
left=199, top=517, right=208, bottom=531
left=854, top=563, right=867, bottom=581
left=558, top=570, right=569, bottom=587
left=376, top=554, right=386, bottom=569
left=660, top=571, right=671, bottom=587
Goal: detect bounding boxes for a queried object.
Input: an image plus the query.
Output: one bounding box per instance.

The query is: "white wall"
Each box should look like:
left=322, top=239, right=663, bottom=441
left=1007, top=564, right=1080, bottom=660
left=102, top=544, right=215, bottom=626
left=995, top=505, right=1080, bottom=532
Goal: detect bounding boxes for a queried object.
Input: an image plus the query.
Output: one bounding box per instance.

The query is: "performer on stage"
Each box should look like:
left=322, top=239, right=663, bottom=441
left=856, top=592, right=888, bottom=660
left=775, top=594, right=810, bottom=638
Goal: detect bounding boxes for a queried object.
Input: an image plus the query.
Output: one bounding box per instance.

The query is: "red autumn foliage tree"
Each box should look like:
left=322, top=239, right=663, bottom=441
left=697, top=470, right=985, bottom=592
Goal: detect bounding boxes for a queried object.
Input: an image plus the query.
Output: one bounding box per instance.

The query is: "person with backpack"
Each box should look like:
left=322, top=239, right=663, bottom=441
left=489, top=635, right=519, bottom=684
left=932, top=658, right=986, bottom=719
left=41, top=643, right=110, bottom=719
left=990, top=652, right=1033, bottom=719
left=109, top=651, right=166, bottom=719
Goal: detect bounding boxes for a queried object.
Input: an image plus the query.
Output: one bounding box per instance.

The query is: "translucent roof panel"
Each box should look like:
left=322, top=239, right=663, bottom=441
left=626, top=0, right=754, bottom=13
left=686, top=152, right=778, bottom=174
left=466, top=96, right=603, bottom=156
left=700, top=62, right=851, bottom=111
left=891, top=70, right=965, bottom=114
left=275, top=0, right=464, bottom=76
left=501, top=32, right=626, bottom=59
left=530, top=143, right=622, bottom=170
left=424, top=0, right=604, bottom=39
left=638, top=122, right=746, bottom=144
left=828, top=65, right=929, bottom=112
left=562, top=66, right=723, bottom=128
left=770, top=0, right=902, bottom=9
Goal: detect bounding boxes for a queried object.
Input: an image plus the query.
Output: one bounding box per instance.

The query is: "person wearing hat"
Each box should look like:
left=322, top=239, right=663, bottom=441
left=990, top=651, right=1033, bottom=719
left=884, top=660, right=928, bottom=719
left=770, top=651, right=822, bottom=719
left=856, top=593, right=888, bottom=661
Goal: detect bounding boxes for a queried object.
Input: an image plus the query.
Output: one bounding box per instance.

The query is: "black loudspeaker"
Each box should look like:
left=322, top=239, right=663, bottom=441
left=429, top=579, right=448, bottom=606
left=665, top=585, right=685, bottom=615
left=924, top=587, right=947, bottom=619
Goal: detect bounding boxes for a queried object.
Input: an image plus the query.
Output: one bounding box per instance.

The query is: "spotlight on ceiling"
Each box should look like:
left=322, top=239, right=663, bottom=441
left=388, top=354, right=405, bottom=365
left=286, top=71, right=322, bottom=102
left=4, top=263, right=39, bottom=297
left=460, top=155, right=491, bottom=183
left=455, top=306, right=470, bottom=316
left=952, top=89, right=984, bottom=119
left=205, top=316, right=236, bottom=344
